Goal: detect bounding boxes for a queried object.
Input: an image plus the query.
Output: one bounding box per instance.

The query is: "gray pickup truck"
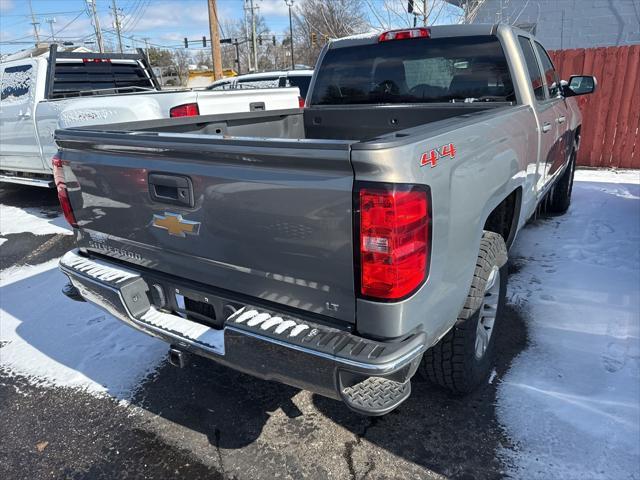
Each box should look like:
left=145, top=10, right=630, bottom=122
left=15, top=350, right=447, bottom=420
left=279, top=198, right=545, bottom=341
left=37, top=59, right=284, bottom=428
left=56, top=24, right=595, bottom=415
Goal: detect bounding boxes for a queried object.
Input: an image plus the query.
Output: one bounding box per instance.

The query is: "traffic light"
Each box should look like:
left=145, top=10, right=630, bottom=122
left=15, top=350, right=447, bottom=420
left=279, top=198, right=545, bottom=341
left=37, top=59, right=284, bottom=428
left=311, top=32, right=317, bottom=46
left=202, top=36, right=207, bottom=47
left=272, top=35, right=276, bottom=46
left=258, top=35, right=262, bottom=46
left=184, top=37, right=188, bottom=48
left=408, top=0, right=414, bottom=13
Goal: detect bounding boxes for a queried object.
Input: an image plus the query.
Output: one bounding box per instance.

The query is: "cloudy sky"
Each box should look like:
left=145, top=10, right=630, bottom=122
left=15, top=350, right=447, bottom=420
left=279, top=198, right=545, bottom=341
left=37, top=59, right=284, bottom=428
left=0, top=0, right=461, bottom=56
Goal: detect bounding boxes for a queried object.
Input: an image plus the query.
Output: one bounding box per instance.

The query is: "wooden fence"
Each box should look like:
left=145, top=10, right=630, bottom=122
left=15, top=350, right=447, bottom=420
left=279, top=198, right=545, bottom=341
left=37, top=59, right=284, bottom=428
left=549, top=45, right=640, bottom=169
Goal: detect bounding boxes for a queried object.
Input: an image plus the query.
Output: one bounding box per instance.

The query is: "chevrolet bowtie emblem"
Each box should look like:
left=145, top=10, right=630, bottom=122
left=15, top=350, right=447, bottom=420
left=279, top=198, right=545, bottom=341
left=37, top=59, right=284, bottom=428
left=152, top=212, right=200, bottom=237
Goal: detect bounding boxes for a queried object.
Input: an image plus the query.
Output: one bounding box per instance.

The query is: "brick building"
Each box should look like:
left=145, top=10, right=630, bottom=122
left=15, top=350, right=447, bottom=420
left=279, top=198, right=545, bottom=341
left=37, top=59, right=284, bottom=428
left=447, top=0, right=640, bottom=49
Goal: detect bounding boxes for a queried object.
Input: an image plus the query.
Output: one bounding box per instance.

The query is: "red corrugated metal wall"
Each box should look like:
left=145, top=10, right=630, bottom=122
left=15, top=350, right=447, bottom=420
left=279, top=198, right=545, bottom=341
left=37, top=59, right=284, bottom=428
left=549, top=46, right=640, bottom=168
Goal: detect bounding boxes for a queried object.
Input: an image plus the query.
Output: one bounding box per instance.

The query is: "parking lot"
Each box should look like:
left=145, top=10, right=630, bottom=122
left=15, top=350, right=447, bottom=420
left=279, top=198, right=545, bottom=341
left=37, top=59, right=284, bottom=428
left=1, top=171, right=639, bottom=480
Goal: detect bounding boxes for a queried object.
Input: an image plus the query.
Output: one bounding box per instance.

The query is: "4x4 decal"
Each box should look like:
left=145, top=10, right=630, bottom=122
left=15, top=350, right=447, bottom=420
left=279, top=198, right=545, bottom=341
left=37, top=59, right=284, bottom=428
left=420, top=143, right=456, bottom=168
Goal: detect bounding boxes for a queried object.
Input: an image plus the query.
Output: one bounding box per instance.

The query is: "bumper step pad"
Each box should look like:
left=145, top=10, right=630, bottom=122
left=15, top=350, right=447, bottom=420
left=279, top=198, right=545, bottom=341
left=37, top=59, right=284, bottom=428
left=341, top=376, right=411, bottom=416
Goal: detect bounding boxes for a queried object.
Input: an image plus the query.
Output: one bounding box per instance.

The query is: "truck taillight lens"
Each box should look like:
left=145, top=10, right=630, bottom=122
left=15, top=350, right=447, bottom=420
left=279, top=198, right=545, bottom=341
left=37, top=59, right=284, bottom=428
left=52, top=154, right=78, bottom=228
left=378, top=28, right=430, bottom=42
left=298, top=96, right=305, bottom=108
left=358, top=184, right=431, bottom=300
left=170, top=102, right=200, bottom=117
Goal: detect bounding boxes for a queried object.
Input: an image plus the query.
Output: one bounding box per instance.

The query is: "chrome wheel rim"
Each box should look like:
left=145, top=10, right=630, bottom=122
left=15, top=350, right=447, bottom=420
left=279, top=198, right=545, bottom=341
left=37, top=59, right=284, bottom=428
left=475, top=266, right=500, bottom=359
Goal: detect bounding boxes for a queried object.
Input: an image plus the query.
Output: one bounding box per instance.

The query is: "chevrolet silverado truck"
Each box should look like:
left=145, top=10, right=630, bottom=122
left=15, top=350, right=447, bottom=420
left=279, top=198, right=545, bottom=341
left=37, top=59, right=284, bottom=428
left=0, top=45, right=298, bottom=187
left=55, top=24, right=596, bottom=415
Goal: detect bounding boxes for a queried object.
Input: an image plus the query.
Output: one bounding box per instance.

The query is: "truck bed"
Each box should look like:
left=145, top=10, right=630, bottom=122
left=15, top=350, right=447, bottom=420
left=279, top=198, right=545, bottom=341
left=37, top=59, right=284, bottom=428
left=55, top=102, right=515, bottom=326
left=85, top=103, right=511, bottom=143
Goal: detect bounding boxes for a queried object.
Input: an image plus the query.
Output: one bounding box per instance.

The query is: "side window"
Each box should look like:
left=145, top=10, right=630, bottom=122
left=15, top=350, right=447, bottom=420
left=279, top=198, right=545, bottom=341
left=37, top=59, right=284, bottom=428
left=0, top=64, right=33, bottom=103
left=534, top=42, right=560, bottom=98
left=518, top=36, right=545, bottom=101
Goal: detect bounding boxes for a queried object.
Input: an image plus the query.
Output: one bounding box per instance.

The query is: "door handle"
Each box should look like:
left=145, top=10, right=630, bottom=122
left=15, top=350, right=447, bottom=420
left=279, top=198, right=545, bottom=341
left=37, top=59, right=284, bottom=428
left=557, top=116, right=566, bottom=124
left=542, top=122, right=552, bottom=133
left=148, top=173, right=194, bottom=207
left=18, top=112, right=31, bottom=119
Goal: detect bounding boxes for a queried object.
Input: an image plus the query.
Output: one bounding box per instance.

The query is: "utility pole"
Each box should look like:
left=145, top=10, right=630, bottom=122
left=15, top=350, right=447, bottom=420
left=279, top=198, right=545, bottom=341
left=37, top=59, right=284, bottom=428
left=285, top=0, right=295, bottom=70
left=143, top=37, right=151, bottom=63
left=28, top=0, right=40, bottom=44
left=87, top=0, right=105, bottom=53
left=233, top=39, right=241, bottom=74
left=242, top=4, right=252, bottom=71
left=46, top=18, right=56, bottom=43
left=423, top=0, right=428, bottom=26
left=111, top=0, right=124, bottom=53
left=207, top=0, right=224, bottom=80
left=248, top=0, right=258, bottom=71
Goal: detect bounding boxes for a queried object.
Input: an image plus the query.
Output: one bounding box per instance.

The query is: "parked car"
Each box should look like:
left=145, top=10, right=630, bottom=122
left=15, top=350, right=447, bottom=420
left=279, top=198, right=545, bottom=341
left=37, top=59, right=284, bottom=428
left=0, top=46, right=299, bottom=187
left=56, top=24, right=595, bottom=415
left=207, top=69, right=314, bottom=105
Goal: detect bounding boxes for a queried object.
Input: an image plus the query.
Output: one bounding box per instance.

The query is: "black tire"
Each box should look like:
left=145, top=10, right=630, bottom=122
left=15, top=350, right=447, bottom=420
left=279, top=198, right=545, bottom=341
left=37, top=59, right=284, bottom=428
left=420, top=231, right=508, bottom=394
left=547, top=149, right=576, bottom=215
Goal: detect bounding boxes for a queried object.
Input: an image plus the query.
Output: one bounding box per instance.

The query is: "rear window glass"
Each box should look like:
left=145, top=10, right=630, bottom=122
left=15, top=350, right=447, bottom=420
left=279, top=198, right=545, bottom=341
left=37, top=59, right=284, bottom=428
left=236, top=77, right=280, bottom=89
left=51, top=60, right=154, bottom=98
left=310, top=35, right=514, bottom=105
left=286, top=75, right=312, bottom=98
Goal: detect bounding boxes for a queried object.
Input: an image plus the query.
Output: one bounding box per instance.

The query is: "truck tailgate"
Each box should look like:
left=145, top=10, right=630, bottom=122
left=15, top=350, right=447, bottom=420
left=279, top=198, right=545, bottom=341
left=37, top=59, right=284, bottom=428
left=56, top=131, right=356, bottom=322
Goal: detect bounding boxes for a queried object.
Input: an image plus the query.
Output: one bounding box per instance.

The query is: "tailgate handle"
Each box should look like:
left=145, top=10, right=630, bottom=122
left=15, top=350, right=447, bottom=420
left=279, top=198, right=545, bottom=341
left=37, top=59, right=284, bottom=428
left=148, top=173, right=194, bottom=207
left=249, top=102, right=265, bottom=112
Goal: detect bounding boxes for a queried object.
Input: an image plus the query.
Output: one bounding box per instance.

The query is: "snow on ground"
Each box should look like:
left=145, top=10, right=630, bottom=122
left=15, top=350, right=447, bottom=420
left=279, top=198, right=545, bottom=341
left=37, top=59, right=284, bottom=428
left=498, top=169, right=640, bottom=480
left=0, top=199, right=166, bottom=398
left=0, top=204, right=72, bottom=236
left=0, top=260, right=166, bottom=398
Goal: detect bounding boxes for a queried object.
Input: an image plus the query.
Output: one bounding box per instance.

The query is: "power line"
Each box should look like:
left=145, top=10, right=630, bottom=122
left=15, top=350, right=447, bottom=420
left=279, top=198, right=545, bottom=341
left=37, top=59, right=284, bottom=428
left=122, top=0, right=150, bottom=32
left=1, top=9, right=85, bottom=17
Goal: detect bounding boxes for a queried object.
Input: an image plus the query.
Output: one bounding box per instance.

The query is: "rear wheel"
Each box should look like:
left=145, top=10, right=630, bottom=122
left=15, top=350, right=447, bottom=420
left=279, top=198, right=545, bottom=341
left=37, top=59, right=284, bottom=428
left=547, top=149, right=576, bottom=215
left=420, top=231, right=507, bottom=394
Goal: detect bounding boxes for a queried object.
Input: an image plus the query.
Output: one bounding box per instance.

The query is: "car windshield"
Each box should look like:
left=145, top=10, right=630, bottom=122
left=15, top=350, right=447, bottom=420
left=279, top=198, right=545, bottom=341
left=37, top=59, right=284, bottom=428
left=310, top=35, right=515, bottom=105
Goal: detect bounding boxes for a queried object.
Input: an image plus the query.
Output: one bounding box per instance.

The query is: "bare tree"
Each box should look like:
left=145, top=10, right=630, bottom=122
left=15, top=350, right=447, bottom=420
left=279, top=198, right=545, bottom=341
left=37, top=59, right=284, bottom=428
left=172, top=49, right=191, bottom=86
left=292, top=0, right=370, bottom=67
left=194, top=50, right=213, bottom=70
left=362, top=0, right=457, bottom=29
left=219, top=15, right=286, bottom=74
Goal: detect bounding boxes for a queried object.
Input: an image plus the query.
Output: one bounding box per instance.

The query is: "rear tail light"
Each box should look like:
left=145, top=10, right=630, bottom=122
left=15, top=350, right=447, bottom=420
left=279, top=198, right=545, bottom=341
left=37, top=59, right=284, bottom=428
left=298, top=96, right=306, bottom=108
left=170, top=102, right=200, bottom=118
left=378, top=28, right=430, bottom=42
left=357, top=184, right=431, bottom=300
left=52, top=154, right=78, bottom=228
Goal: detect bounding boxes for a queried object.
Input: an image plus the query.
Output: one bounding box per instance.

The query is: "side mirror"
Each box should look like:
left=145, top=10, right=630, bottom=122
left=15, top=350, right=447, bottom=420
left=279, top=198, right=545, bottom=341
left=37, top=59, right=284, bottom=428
left=563, top=75, right=597, bottom=97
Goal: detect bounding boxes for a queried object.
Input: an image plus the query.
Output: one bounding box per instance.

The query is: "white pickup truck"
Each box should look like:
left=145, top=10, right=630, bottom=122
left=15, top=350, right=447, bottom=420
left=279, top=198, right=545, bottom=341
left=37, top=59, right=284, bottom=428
left=0, top=45, right=299, bottom=187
